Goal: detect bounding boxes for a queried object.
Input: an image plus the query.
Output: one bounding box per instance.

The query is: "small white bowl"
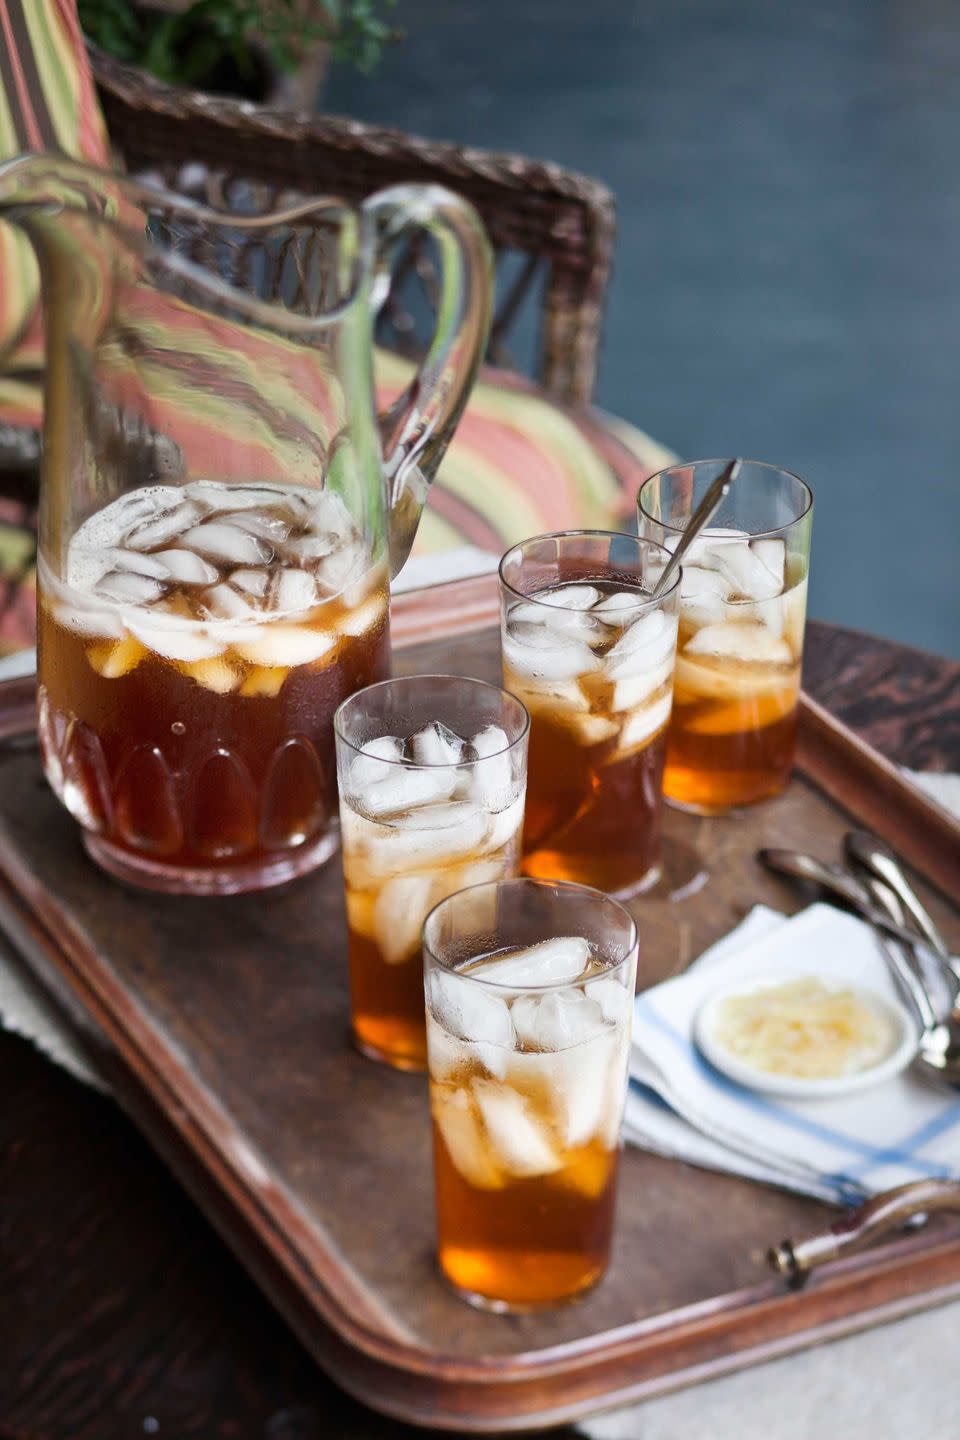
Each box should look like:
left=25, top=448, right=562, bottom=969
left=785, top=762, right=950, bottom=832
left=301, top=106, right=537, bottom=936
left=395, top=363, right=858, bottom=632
left=694, top=973, right=918, bottom=1100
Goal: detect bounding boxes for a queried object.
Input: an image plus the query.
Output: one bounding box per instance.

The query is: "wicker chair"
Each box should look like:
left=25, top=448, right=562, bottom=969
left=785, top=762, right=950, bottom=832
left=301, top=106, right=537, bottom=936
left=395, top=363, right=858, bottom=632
left=90, top=47, right=616, bottom=409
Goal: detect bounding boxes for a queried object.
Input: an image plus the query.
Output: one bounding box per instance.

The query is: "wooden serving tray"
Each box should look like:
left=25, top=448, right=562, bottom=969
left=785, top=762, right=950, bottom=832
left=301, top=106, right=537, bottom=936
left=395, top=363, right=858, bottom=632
left=0, top=578, right=958, bottom=1433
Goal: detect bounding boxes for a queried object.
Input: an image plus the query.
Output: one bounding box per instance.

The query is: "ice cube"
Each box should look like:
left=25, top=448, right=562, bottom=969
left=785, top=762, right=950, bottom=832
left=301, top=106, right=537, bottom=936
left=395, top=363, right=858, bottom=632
left=411, top=721, right=466, bottom=768
left=520, top=678, right=591, bottom=716
left=180, top=522, right=273, bottom=566
left=751, top=537, right=785, bottom=589
left=54, top=601, right=125, bottom=641
left=226, top=511, right=291, bottom=543
left=110, top=549, right=171, bottom=580
left=126, top=617, right=225, bottom=662
left=126, top=500, right=202, bottom=551
left=610, top=657, right=674, bottom=713
left=506, top=598, right=598, bottom=639
left=359, top=766, right=457, bottom=817
left=540, top=583, right=601, bottom=610
left=553, top=1030, right=620, bottom=1148
left=781, top=577, right=807, bottom=653
left=592, top=589, right=647, bottom=621
left=430, top=968, right=514, bottom=1047
left=234, top=625, right=337, bottom=667
left=510, top=985, right=606, bottom=1049
left=606, top=610, right=678, bottom=681
left=431, top=1087, right=503, bottom=1189
left=372, top=873, right=437, bottom=965
left=585, top=975, right=630, bottom=1025
left=202, top=583, right=257, bottom=622
left=286, top=532, right=338, bottom=564
left=230, top=568, right=270, bottom=598
left=685, top=526, right=749, bottom=566
left=239, top=666, right=288, bottom=698
left=179, top=656, right=240, bottom=693
left=480, top=936, right=591, bottom=989
left=565, top=711, right=621, bottom=746
left=612, top=691, right=673, bottom=756
left=185, top=480, right=282, bottom=512
left=679, top=564, right=731, bottom=627
left=365, top=802, right=489, bottom=873
left=87, top=634, right=147, bottom=678
left=699, top=537, right=782, bottom=601
left=685, top=621, right=792, bottom=664
left=314, top=543, right=364, bottom=597
left=349, top=735, right=404, bottom=789
left=481, top=795, right=525, bottom=853
left=155, top=549, right=219, bottom=585
left=503, top=626, right=599, bottom=683
left=336, top=593, right=386, bottom=640
left=426, top=1015, right=473, bottom=1082
left=83, top=486, right=182, bottom=547
left=306, top=488, right=355, bottom=537
left=472, top=1080, right=561, bottom=1176
left=271, top=568, right=318, bottom=615
left=469, top=724, right=514, bottom=809
left=95, top=570, right=165, bottom=606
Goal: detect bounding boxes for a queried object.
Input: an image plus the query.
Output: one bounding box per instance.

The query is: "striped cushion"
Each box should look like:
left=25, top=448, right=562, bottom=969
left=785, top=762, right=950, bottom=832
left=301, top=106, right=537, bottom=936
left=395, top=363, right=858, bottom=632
left=0, top=0, right=109, bottom=360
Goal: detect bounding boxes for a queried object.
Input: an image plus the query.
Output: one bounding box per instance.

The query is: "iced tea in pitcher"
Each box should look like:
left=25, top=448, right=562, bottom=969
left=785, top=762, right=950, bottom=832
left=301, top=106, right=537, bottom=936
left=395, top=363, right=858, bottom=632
left=423, top=878, right=638, bottom=1310
left=1, top=154, right=495, bottom=892
left=38, top=482, right=390, bottom=891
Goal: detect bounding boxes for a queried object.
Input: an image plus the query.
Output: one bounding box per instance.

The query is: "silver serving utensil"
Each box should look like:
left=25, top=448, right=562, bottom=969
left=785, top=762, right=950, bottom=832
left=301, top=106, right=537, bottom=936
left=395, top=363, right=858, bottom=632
left=844, top=829, right=958, bottom=979
left=759, top=848, right=939, bottom=949
left=857, top=873, right=960, bottom=1089
left=650, top=457, right=741, bottom=600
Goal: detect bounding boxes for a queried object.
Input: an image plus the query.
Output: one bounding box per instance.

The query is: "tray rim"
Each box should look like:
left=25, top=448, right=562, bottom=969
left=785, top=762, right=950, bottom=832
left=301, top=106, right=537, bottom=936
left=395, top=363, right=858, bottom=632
left=0, top=580, right=958, bottom=1430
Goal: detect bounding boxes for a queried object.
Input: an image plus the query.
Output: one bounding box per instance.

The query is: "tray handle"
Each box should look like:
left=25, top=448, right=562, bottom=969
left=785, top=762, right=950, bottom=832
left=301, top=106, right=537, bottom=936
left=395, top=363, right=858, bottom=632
left=768, top=1179, right=960, bottom=1287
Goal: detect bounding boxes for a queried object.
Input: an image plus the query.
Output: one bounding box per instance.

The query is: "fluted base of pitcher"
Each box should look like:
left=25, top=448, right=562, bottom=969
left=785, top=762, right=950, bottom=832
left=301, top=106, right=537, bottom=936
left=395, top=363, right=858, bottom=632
left=84, top=826, right=340, bottom=895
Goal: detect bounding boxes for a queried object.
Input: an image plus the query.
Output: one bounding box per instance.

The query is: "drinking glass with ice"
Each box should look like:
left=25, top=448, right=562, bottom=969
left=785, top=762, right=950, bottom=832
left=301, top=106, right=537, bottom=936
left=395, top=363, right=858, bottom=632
left=334, top=677, right=530, bottom=1071
left=499, top=531, right=680, bottom=896
left=638, top=461, right=813, bottom=812
left=423, top=877, right=638, bottom=1311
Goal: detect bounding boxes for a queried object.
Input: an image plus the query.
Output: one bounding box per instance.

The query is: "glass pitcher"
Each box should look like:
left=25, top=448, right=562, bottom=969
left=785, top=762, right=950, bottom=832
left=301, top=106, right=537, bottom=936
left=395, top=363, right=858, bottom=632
left=0, top=155, right=492, bottom=894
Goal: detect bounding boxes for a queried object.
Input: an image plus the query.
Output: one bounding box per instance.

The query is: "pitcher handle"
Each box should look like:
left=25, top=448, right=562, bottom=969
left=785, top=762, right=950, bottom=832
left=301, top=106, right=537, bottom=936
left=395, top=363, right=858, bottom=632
left=363, top=185, right=493, bottom=577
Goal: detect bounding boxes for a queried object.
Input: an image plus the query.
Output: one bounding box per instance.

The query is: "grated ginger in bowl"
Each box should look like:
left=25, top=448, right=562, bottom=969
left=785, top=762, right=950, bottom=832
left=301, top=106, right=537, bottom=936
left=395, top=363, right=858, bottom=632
left=712, top=977, right=897, bottom=1080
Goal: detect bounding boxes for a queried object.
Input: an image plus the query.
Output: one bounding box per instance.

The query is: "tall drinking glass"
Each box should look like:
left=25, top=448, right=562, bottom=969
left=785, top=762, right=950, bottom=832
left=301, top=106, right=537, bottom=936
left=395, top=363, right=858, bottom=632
left=638, top=460, right=813, bottom=813
left=423, top=877, right=639, bottom=1311
left=499, top=531, right=680, bottom=895
left=335, top=676, right=529, bottom=1071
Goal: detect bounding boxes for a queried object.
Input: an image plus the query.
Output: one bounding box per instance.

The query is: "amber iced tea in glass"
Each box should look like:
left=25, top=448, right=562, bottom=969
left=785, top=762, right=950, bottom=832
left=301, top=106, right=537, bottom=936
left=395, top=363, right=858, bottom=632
left=638, top=461, right=813, bottom=813
left=335, top=677, right=529, bottom=1071
left=500, top=533, right=680, bottom=896
left=424, top=879, right=638, bottom=1311
left=37, top=481, right=390, bottom=892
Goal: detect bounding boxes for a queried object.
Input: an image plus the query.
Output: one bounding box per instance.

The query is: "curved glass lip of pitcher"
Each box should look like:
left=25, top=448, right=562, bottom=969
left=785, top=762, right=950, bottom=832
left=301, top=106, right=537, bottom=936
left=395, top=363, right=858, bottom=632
left=0, top=151, right=375, bottom=334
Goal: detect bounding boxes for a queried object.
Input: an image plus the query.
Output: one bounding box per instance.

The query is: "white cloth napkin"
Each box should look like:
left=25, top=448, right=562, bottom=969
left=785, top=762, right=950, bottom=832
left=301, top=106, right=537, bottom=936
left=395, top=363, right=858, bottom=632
left=625, top=902, right=960, bottom=1204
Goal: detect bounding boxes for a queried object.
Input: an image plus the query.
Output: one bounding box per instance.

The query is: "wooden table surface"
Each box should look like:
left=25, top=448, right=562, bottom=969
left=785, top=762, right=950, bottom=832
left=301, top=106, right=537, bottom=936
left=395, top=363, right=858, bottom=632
left=1, top=621, right=958, bottom=1440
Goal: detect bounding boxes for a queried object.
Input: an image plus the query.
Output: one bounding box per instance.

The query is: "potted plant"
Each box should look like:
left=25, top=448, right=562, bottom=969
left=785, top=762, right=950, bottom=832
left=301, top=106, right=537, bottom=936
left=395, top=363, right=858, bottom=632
left=79, top=0, right=397, bottom=107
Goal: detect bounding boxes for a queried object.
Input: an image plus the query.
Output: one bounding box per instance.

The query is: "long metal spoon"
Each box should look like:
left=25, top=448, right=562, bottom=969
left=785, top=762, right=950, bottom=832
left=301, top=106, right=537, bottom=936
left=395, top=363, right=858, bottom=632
left=759, top=848, right=939, bottom=948
left=844, top=830, right=957, bottom=978
left=650, top=457, right=741, bottom=600
left=858, top=873, right=960, bottom=1089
